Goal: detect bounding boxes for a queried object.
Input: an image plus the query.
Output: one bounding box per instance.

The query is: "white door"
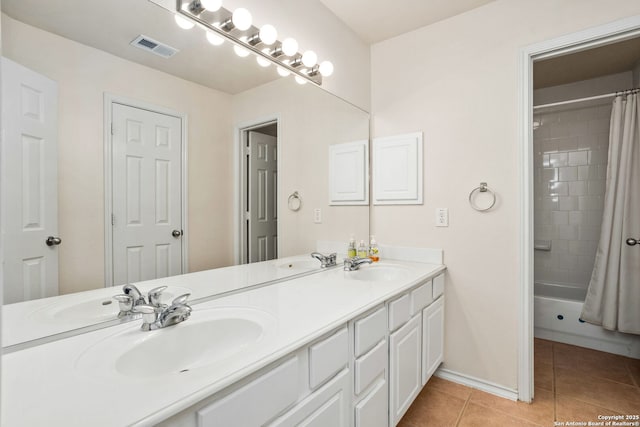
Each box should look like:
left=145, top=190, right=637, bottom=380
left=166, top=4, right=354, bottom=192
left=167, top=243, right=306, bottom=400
left=248, top=131, right=277, bottom=263
left=1, top=57, right=59, bottom=304
left=111, top=103, right=182, bottom=286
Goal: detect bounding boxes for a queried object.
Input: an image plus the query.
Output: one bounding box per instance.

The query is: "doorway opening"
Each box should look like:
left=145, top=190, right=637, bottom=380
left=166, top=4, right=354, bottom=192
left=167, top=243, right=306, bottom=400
left=519, top=16, right=640, bottom=403
left=239, top=120, right=279, bottom=264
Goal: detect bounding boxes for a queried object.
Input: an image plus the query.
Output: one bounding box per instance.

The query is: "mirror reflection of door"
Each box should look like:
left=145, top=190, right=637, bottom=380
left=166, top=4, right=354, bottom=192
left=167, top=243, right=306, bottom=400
left=1, top=57, right=59, bottom=304
left=110, top=102, right=184, bottom=286
left=247, top=127, right=278, bottom=263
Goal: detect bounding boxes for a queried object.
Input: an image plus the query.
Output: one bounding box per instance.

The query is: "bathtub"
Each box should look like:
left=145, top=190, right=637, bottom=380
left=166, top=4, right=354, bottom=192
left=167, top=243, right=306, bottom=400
left=534, top=281, right=640, bottom=358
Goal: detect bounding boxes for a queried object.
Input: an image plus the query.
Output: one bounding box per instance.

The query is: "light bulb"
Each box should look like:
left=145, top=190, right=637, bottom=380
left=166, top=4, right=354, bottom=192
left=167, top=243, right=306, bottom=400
left=206, top=31, right=224, bottom=46
left=232, top=8, right=252, bottom=31
left=301, top=51, right=317, bottom=67
left=200, top=0, right=222, bottom=11
left=257, top=49, right=271, bottom=67
left=281, top=38, right=298, bottom=56
left=259, top=24, right=277, bottom=45
left=319, top=61, right=334, bottom=77
left=295, top=75, right=307, bottom=85
left=277, top=66, right=290, bottom=77
left=174, top=14, right=194, bottom=30
left=234, top=37, right=250, bottom=57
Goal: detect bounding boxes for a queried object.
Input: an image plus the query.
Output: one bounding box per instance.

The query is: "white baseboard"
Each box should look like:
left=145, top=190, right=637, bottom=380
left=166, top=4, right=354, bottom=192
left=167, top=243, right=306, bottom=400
left=434, top=368, right=519, bottom=401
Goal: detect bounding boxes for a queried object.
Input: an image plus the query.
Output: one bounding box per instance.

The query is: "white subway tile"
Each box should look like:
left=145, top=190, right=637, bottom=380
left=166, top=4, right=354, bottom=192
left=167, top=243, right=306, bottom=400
left=552, top=211, right=569, bottom=225
left=559, top=167, right=577, bottom=181
left=559, top=196, right=578, bottom=211
left=550, top=152, right=568, bottom=167
left=568, top=150, right=589, bottom=166
left=569, top=180, right=587, bottom=196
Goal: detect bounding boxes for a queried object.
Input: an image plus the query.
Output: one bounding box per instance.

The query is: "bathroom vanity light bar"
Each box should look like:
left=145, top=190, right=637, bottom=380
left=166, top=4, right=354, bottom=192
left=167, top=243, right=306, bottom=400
left=175, top=0, right=333, bottom=86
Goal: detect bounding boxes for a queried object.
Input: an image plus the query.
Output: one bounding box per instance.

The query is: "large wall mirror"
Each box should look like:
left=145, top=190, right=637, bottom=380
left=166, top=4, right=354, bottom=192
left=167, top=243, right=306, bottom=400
left=1, top=0, right=369, bottom=346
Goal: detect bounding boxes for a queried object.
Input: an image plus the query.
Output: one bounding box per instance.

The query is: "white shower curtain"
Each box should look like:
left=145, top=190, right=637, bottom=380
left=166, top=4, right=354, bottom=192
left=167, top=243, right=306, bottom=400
left=581, top=92, right=640, bottom=334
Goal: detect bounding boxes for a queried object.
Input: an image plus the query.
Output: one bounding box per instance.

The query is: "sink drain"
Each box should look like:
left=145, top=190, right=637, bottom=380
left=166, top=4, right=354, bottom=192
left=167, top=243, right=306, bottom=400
left=179, top=369, right=190, bottom=373
left=101, top=300, right=112, bottom=306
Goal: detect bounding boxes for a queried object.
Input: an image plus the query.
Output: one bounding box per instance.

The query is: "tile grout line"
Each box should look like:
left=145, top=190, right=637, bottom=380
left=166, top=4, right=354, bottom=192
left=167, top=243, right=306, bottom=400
left=552, top=341, right=557, bottom=423
left=454, top=391, right=472, bottom=426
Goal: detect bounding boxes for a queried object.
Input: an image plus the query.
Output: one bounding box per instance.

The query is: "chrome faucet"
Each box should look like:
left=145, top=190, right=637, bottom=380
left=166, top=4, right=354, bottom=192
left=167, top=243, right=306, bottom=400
left=344, top=257, right=373, bottom=271
left=134, top=293, right=192, bottom=331
left=113, top=285, right=168, bottom=318
left=311, top=252, right=337, bottom=268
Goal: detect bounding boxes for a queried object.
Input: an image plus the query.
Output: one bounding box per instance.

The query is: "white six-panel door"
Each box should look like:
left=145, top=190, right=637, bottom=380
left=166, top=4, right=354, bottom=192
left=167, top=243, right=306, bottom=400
left=248, top=131, right=277, bottom=263
left=111, top=103, right=182, bottom=286
left=1, top=57, right=59, bottom=304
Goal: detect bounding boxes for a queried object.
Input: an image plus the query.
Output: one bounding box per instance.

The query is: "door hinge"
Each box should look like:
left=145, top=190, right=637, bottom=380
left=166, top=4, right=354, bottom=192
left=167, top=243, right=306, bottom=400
left=111, top=214, right=115, bottom=226
left=244, top=146, right=250, bottom=156
left=244, top=211, right=250, bottom=221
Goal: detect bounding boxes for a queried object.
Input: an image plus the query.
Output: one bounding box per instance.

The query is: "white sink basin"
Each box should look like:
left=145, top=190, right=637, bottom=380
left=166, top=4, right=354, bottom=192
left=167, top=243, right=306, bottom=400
left=29, top=286, right=192, bottom=324
left=346, top=265, right=411, bottom=282
left=75, top=307, right=275, bottom=379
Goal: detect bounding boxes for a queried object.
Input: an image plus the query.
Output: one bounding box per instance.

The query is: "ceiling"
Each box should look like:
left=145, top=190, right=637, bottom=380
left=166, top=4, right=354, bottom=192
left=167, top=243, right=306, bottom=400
left=319, top=0, right=496, bottom=43
left=534, top=37, right=640, bottom=89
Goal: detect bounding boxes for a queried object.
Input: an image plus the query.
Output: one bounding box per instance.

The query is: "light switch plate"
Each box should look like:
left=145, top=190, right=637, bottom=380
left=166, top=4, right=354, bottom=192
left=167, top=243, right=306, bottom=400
left=313, top=208, right=322, bottom=224
left=435, top=208, right=449, bottom=227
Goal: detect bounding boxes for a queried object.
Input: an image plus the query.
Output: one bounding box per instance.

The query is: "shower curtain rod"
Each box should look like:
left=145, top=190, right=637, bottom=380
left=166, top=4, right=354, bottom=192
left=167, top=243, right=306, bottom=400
left=533, top=87, right=640, bottom=111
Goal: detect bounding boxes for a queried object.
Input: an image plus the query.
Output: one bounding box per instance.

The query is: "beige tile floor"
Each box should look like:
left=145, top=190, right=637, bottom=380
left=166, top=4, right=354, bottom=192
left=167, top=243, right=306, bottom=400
left=398, top=339, right=640, bottom=426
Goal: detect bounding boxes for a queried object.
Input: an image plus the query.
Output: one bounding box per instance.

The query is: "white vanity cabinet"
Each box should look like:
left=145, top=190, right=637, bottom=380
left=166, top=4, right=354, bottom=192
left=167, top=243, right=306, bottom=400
left=155, top=270, right=446, bottom=427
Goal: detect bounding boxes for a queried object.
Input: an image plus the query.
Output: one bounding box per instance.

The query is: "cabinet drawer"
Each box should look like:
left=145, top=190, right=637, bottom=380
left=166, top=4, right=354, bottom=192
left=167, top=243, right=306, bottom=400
left=433, top=273, right=445, bottom=299
left=355, top=379, right=388, bottom=427
left=269, top=369, right=350, bottom=427
left=309, top=327, right=348, bottom=389
left=410, top=280, right=433, bottom=315
left=354, top=306, right=386, bottom=357
left=197, top=357, right=299, bottom=427
left=354, top=339, right=386, bottom=395
left=388, top=293, right=411, bottom=332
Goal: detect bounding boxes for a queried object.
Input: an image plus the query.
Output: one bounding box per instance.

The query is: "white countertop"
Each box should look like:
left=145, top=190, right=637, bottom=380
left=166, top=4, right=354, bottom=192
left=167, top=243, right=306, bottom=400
left=2, top=254, right=325, bottom=347
left=2, top=260, right=445, bottom=427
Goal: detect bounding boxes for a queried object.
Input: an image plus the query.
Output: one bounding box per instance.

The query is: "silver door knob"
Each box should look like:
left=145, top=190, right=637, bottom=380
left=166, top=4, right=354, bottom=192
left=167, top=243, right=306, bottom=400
left=45, top=236, right=62, bottom=246
left=172, top=229, right=182, bottom=238
left=627, top=238, right=638, bottom=246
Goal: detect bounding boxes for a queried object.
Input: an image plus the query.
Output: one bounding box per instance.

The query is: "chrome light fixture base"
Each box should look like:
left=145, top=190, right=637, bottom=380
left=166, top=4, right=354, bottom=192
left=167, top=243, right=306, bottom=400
left=176, top=0, right=323, bottom=86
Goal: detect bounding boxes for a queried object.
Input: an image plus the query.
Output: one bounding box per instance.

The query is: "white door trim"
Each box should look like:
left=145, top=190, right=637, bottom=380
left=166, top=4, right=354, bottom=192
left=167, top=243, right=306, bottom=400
left=233, top=115, right=280, bottom=265
left=517, top=14, right=640, bottom=402
left=103, top=93, right=189, bottom=287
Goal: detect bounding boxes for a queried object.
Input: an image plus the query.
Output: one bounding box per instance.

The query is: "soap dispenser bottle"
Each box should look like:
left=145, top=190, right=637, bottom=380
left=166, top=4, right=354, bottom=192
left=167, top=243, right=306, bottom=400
left=368, top=235, right=380, bottom=262
left=347, top=236, right=357, bottom=258
left=357, top=240, right=368, bottom=258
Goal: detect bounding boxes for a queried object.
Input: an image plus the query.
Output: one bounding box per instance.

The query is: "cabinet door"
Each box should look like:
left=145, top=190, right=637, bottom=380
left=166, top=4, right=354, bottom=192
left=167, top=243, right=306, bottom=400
left=389, top=314, right=422, bottom=425
left=422, top=296, right=444, bottom=385
left=268, top=369, right=350, bottom=427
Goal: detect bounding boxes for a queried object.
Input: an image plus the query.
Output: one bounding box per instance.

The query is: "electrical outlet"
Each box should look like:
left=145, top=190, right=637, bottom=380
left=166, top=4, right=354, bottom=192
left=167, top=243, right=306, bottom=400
left=435, top=208, right=449, bottom=227
left=313, top=208, right=322, bottom=224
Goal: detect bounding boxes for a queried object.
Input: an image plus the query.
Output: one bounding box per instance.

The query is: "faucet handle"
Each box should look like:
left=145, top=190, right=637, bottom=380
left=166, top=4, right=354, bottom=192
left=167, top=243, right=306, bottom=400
left=147, top=286, right=168, bottom=307
left=113, top=294, right=134, bottom=318
left=171, top=293, right=191, bottom=306
left=133, top=305, right=159, bottom=331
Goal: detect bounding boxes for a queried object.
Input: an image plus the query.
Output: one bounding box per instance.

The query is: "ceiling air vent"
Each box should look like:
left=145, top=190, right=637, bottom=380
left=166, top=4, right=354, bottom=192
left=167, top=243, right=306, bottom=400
left=130, top=35, right=179, bottom=58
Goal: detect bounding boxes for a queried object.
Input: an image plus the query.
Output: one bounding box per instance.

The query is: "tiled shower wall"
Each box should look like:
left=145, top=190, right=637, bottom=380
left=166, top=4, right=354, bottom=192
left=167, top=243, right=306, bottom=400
left=533, top=103, right=610, bottom=288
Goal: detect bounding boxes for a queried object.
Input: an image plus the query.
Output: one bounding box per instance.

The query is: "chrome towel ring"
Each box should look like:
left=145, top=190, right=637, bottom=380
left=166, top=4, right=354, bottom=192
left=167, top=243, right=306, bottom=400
left=469, top=182, right=496, bottom=212
left=288, top=191, right=302, bottom=211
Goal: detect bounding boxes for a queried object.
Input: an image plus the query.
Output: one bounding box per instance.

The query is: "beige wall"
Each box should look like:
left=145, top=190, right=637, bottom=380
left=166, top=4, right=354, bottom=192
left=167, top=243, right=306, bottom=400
left=2, top=15, right=235, bottom=294
left=233, top=78, right=370, bottom=256
left=370, top=0, right=640, bottom=390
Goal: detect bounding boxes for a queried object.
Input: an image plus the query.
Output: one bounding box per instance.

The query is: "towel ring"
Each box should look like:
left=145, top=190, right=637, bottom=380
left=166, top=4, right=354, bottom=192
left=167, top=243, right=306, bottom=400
left=288, top=191, right=302, bottom=212
left=468, top=182, right=496, bottom=212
